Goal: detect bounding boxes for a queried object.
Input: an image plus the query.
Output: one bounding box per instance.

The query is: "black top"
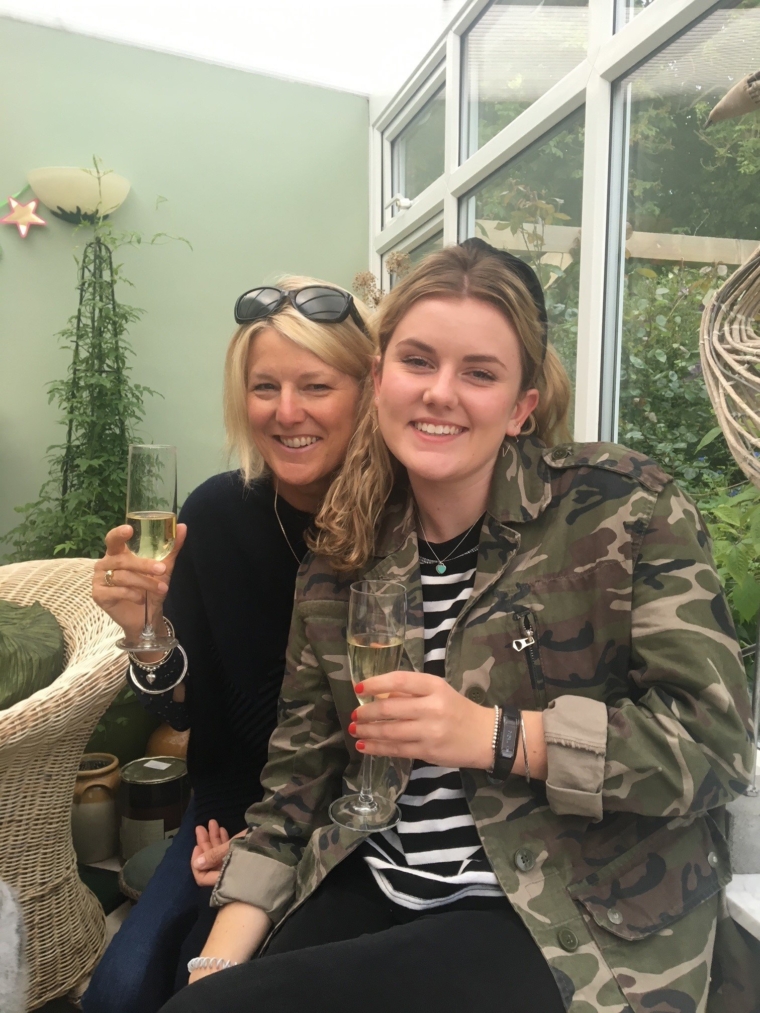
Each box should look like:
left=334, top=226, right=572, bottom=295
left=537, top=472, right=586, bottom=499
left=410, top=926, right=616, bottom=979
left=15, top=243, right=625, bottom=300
left=131, top=471, right=311, bottom=833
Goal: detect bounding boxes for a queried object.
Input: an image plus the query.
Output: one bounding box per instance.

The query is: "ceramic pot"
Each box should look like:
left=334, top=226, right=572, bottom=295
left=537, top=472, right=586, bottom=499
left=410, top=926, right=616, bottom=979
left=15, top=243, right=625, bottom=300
left=147, top=722, right=189, bottom=760
left=71, top=752, right=120, bottom=864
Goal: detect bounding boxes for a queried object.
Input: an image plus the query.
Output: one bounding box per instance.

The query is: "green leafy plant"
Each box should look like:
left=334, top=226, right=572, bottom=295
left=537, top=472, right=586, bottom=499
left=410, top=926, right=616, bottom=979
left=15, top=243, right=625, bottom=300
left=617, top=260, right=742, bottom=491
left=699, top=484, right=760, bottom=650
left=6, top=222, right=159, bottom=560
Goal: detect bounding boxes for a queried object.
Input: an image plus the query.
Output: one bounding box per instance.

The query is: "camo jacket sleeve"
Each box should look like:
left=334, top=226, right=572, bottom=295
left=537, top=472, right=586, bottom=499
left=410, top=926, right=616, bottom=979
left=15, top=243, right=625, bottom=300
left=542, top=480, right=754, bottom=821
left=210, top=589, right=348, bottom=921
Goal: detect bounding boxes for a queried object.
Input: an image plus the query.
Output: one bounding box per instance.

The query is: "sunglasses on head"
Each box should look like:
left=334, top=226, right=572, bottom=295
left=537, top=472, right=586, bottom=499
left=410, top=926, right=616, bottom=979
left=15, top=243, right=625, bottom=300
left=234, top=285, right=371, bottom=340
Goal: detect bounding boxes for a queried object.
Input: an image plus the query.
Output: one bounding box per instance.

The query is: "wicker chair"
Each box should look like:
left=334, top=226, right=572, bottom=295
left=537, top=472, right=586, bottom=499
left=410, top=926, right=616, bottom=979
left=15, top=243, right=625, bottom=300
left=0, top=558, right=127, bottom=1009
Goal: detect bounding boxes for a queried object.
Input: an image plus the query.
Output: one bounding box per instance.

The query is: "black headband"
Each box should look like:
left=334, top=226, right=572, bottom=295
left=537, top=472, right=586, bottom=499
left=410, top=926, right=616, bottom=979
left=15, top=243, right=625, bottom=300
left=459, top=237, right=548, bottom=361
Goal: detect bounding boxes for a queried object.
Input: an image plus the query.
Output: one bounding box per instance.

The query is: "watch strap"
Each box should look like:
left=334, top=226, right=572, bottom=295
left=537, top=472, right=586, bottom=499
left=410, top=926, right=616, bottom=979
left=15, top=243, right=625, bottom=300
left=491, top=705, right=521, bottom=781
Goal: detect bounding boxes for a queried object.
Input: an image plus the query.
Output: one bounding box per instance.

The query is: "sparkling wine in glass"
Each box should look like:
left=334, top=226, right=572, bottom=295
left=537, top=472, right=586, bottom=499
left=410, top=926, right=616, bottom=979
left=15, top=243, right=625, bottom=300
left=116, top=444, right=178, bottom=654
left=329, top=580, right=406, bottom=832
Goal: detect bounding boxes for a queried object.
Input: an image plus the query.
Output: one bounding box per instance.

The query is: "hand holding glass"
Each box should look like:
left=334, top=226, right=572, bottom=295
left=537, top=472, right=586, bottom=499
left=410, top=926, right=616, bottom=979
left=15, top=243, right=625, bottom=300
left=329, top=580, right=406, bottom=832
left=115, top=444, right=178, bottom=654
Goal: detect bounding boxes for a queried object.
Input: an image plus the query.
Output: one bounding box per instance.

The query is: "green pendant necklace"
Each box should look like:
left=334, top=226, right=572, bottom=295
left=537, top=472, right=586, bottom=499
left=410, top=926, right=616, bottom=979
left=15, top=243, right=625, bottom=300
left=416, top=511, right=481, bottom=575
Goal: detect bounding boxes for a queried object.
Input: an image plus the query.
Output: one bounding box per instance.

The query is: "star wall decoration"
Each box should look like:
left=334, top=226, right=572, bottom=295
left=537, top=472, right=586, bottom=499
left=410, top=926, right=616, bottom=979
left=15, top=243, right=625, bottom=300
left=1, top=196, right=47, bottom=238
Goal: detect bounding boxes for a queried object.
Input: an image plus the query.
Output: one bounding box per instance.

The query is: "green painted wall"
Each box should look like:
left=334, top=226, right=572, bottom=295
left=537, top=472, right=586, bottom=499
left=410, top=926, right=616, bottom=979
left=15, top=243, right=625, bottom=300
left=0, top=18, right=369, bottom=550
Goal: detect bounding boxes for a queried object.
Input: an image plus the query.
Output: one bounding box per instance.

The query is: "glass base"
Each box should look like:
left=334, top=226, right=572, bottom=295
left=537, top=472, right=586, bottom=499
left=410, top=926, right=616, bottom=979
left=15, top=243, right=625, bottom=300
left=116, top=633, right=178, bottom=653
left=329, top=794, right=400, bottom=832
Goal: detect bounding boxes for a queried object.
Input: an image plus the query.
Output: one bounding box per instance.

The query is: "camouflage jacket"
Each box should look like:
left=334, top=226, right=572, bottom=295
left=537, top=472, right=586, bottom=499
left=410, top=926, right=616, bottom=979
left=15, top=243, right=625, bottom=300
left=213, top=437, right=757, bottom=1013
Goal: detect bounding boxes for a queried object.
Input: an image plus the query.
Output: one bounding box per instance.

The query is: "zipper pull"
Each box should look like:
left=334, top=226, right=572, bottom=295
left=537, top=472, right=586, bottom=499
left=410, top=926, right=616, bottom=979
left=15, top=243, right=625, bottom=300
left=512, top=615, right=536, bottom=653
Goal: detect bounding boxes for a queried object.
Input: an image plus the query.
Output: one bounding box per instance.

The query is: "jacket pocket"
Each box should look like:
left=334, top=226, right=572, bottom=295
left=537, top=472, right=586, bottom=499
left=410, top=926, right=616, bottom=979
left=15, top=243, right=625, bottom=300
left=567, top=813, right=730, bottom=941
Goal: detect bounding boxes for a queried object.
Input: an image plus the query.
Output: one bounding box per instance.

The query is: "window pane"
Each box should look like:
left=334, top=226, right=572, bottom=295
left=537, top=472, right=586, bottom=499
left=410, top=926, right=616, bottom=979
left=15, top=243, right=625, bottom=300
left=387, top=230, right=445, bottom=289
left=390, top=87, right=445, bottom=207
left=461, top=0, right=588, bottom=161
left=615, top=0, right=657, bottom=30
left=408, top=230, right=445, bottom=267
left=460, top=108, right=585, bottom=412
left=612, top=0, right=760, bottom=493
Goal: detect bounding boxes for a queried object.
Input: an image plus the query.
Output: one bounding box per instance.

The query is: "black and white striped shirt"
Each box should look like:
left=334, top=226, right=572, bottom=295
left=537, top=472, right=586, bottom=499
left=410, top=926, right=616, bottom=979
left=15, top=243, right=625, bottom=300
left=363, top=519, right=502, bottom=910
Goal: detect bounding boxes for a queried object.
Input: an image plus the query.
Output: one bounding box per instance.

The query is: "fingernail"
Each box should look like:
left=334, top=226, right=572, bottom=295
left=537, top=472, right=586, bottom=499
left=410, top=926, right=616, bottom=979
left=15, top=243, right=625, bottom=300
left=351, top=709, right=358, bottom=721
left=354, top=683, right=364, bottom=695
left=356, top=741, right=366, bottom=751
left=196, top=857, right=206, bottom=868
left=348, top=722, right=357, bottom=736
left=153, top=563, right=166, bottom=574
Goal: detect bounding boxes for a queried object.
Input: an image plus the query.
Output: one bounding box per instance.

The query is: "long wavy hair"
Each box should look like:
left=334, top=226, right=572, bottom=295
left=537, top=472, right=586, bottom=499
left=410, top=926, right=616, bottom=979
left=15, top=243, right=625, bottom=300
left=223, top=275, right=374, bottom=484
left=310, top=243, right=572, bottom=572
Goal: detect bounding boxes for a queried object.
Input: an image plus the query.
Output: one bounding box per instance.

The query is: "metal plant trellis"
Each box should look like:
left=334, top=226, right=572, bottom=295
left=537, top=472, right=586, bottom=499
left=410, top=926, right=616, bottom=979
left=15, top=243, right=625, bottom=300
left=700, top=243, right=760, bottom=790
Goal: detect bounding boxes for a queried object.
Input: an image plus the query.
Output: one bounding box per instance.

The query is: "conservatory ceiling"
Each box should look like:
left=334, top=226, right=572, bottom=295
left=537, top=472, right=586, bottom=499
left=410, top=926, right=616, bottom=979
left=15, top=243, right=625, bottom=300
left=0, top=0, right=469, bottom=95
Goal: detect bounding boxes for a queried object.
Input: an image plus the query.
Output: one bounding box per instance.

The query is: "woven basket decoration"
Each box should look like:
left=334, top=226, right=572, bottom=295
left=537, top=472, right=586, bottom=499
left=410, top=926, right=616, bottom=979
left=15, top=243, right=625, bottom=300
left=0, top=558, right=127, bottom=1009
left=700, top=244, right=760, bottom=487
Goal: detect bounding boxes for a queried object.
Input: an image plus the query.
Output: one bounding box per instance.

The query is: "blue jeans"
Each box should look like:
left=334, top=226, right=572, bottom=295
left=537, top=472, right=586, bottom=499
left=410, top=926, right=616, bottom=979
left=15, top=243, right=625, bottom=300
left=82, top=799, right=214, bottom=1013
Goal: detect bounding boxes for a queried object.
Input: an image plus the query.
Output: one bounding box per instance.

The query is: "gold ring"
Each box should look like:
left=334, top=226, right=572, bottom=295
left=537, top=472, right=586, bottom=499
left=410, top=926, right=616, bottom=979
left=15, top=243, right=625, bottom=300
left=105, top=569, right=115, bottom=587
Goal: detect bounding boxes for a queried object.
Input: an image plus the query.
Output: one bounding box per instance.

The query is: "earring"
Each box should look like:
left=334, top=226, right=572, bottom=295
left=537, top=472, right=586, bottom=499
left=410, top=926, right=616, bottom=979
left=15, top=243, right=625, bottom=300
left=520, top=414, right=537, bottom=436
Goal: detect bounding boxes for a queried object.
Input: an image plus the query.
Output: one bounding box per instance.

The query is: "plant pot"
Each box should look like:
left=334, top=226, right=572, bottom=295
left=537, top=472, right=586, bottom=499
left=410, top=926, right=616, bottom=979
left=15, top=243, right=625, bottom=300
left=71, top=753, right=120, bottom=864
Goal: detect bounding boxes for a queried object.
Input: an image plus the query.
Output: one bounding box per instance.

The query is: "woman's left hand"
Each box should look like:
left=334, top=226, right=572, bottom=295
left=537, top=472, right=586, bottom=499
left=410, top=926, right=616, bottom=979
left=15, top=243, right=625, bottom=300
left=350, top=671, right=496, bottom=769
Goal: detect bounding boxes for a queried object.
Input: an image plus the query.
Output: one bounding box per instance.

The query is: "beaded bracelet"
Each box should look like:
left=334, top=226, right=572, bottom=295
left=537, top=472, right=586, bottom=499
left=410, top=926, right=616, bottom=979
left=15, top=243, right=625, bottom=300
left=129, top=642, right=188, bottom=696
left=187, top=956, right=238, bottom=974
left=487, top=705, right=502, bottom=774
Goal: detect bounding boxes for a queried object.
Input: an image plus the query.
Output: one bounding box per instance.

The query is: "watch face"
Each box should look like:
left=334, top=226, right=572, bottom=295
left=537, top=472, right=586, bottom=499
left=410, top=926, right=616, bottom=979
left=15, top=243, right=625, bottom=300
left=501, top=717, right=518, bottom=759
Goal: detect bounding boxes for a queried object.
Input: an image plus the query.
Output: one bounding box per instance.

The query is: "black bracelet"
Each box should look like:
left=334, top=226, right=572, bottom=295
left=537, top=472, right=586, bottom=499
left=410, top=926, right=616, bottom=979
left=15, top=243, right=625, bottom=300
left=490, top=706, right=521, bottom=781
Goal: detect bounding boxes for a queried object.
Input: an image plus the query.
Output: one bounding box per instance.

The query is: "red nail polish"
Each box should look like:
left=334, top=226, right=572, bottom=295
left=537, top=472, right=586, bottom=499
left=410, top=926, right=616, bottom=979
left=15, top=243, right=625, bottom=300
left=348, top=722, right=357, bottom=735
left=356, top=741, right=366, bottom=750
left=351, top=709, right=358, bottom=721
left=354, top=683, right=364, bottom=695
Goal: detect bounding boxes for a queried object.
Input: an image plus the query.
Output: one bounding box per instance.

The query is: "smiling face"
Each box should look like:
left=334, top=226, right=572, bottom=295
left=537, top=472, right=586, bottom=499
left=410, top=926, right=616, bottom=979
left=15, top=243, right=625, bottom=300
left=375, top=296, right=539, bottom=495
left=247, top=327, right=361, bottom=512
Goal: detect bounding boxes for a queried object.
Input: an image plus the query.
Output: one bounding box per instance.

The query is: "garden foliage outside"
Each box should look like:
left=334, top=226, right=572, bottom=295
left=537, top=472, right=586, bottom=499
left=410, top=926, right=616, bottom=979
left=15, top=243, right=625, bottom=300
left=468, top=76, right=760, bottom=646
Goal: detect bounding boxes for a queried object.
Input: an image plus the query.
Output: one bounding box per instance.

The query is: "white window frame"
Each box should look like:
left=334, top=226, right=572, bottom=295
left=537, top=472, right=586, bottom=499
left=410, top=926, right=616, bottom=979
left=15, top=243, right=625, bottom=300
left=369, top=0, right=723, bottom=442
left=380, top=213, right=445, bottom=294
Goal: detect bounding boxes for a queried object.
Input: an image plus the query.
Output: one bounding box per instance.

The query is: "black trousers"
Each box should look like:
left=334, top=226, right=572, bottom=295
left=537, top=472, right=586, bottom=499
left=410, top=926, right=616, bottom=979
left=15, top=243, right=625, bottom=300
left=160, top=850, right=565, bottom=1013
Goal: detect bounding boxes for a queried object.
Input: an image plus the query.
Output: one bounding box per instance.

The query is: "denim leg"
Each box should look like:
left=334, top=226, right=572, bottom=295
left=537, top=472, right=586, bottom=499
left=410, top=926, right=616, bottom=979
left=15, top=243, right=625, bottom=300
left=81, top=800, right=200, bottom=1013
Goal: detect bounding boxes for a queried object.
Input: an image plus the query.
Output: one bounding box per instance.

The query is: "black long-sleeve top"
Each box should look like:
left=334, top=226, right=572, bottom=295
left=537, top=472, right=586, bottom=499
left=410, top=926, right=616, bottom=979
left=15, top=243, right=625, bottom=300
left=130, top=471, right=310, bottom=834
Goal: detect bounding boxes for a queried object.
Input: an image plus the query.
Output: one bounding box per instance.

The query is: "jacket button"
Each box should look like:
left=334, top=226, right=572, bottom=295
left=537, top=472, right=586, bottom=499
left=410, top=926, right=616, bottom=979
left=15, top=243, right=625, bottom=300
left=514, top=848, right=535, bottom=872
left=607, top=908, right=623, bottom=925
left=465, top=686, right=486, bottom=704
left=557, top=928, right=578, bottom=952
left=708, top=851, right=719, bottom=867
left=551, top=446, right=569, bottom=461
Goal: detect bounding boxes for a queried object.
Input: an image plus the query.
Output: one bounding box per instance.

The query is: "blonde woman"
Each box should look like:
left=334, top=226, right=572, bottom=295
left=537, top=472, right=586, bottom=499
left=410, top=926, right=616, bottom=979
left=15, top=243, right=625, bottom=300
left=164, top=240, right=754, bottom=1013
left=86, top=279, right=373, bottom=1013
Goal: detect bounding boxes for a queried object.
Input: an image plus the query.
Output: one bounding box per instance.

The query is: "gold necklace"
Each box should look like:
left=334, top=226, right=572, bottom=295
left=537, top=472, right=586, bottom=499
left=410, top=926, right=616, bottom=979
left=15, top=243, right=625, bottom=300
left=274, top=481, right=305, bottom=565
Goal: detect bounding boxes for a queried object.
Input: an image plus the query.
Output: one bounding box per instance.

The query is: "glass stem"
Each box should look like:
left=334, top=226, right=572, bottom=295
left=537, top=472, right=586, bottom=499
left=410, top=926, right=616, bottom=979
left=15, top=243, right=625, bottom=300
left=357, top=754, right=376, bottom=811
left=143, top=592, right=154, bottom=639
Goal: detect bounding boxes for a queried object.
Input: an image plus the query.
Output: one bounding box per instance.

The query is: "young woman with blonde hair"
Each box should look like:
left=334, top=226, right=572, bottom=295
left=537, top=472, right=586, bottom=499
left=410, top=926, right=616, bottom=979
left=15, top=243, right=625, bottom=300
left=165, top=241, right=755, bottom=1013
left=86, top=278, right=373, bottom=1013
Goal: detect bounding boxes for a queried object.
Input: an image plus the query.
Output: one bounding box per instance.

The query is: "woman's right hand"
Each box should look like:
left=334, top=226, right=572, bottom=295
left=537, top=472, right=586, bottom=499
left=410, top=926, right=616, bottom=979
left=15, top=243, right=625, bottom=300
left=191, top=820, right=246, bottom=887
left=92, top=522, right=187, bottom=643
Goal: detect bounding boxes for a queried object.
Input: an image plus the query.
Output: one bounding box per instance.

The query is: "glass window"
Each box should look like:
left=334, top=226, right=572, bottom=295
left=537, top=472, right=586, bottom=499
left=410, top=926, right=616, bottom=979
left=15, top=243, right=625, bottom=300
left=386, top=230, right=445, bottom=289
left=390, top=87, right=445, bottom=209
left=460, top=108, right=585, bottom=408
left=611, top=0, right=760, bottom=493
left=615, top=0, right=658, bottom=31
left=461, top=0, right=588, bottom=161
left=408, top=230, right=445, bottom=267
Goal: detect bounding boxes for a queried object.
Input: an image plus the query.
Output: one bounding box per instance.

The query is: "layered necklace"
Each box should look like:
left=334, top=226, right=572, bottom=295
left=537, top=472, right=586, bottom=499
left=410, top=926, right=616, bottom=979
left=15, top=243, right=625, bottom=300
left=415, top=510, right=481, bottom=575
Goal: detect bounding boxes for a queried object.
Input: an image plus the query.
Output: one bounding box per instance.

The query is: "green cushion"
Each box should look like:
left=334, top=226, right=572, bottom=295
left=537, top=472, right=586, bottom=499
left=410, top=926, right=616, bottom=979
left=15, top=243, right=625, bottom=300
left=0, top=599, right=65, bottom=710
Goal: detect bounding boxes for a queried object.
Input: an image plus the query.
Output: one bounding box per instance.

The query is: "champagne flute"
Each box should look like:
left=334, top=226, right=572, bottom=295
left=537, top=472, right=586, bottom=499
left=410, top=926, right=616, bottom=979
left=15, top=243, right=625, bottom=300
left=329, top=580, right=406, bottom=832
left=115, top=444, right=178, bottom=654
